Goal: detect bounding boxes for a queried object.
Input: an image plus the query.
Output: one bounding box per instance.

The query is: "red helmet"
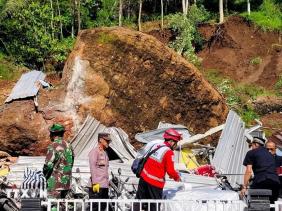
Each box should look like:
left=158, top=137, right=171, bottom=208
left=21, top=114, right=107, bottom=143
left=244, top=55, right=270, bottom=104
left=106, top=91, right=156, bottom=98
left=163, top=128, right=182, bottom=142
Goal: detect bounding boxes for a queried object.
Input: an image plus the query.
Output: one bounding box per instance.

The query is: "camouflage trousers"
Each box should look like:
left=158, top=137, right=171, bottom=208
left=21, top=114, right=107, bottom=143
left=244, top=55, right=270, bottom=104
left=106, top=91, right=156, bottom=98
left=48, top=189, right=69, bottom=199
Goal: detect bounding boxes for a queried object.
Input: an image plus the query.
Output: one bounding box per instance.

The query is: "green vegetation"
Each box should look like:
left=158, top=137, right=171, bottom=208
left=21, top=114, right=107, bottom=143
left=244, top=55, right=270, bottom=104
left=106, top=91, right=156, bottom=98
left=250, top=56, right=262, bottom=65
left=202, top=69, right=276, bottom=124
left=168, top=5, right=210, bottom=65
left=0, top=1, right=75, bottom=70
left=94, top=0, right=118, bottom=27
left=96, top=32, right=117, bottom=44
left=275, top=75, right=282, bottom=95
left=0, top=53, right=23, bottom=80
left=0, top=0, right=279, bottom=71
left=241, top=0, right=282, bottom=31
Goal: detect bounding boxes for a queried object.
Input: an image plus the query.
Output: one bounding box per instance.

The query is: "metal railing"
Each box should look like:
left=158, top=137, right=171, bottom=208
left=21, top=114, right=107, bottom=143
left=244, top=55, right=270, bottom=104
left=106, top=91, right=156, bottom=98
left=275, top=201, right=282, bottom=211
left=47, top=199, right=247, bottom=211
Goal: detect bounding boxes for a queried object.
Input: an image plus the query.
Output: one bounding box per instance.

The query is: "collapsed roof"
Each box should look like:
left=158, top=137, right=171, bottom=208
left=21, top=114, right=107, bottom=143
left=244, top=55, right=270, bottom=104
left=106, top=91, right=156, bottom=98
left=5, top=70, right=45, bottom=103
left=71, top=115, right=136, bottom=161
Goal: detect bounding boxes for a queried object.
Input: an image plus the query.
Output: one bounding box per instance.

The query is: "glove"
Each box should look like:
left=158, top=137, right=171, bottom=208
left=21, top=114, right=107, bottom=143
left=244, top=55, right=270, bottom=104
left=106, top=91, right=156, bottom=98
left=92, top=184, right=100, bottom=193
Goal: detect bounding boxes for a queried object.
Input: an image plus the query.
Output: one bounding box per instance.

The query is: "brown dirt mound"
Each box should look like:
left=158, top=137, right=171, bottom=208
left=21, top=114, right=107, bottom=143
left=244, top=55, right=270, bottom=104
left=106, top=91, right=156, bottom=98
left=198, top=16, right=282, bottom=88
left=62, top=27, right=228, bottom=141
left=0, top=80, right=15, bottom=105
left=253, top=96, right=282, bottom=115
left=0, top=77, right=74, bottom=156
left=147, top=29, right=175, bottom=45
left=261, top=113, right=282, bottom=137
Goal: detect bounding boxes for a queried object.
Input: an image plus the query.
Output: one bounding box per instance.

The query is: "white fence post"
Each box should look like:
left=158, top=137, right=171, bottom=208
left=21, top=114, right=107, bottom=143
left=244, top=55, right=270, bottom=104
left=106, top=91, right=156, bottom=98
left=47, top=199, right=248, bottom=211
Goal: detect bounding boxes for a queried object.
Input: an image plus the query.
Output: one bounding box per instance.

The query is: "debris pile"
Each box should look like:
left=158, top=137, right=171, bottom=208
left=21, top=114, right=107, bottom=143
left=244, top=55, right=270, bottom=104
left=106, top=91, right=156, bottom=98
left=0, top=151, right=17, bottom=176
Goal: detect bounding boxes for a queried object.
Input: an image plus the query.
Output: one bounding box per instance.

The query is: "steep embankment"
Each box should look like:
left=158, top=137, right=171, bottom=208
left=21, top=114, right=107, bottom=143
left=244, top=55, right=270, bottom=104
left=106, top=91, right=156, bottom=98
left=149, top=16, right=282, bottom=134
left=197, top=16, right=282, bottom=89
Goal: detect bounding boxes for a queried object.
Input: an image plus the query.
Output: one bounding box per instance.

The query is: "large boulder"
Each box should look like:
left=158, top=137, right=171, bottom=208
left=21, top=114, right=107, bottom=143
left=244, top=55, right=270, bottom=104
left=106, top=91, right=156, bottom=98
left=0, top=86, right=74, bottom=156
left=62, top=27, right=228, bottom=140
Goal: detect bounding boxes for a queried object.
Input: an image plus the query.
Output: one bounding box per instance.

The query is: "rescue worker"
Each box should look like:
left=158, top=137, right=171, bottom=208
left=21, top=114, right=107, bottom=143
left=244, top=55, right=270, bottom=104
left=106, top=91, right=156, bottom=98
left=241, top=137, right=280, bottom=203
left=265, top=141, right=282, bottom=196
left=43, top=123, right=74, bottom=198
left=134, top=128, right=182, bottom=211
left=88, top=133, right=112, bottom=211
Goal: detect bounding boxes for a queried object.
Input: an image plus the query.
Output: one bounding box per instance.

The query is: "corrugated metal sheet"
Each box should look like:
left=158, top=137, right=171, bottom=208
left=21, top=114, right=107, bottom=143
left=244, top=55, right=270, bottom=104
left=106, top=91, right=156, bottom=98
left=135, top=123, right=192, bottom=144
left=5, top=70, right=46, bottom=103
left=179, top=124, right=225, bottom=147
left=71, top=115, right=136, bottom=160
left=212, top=110, right=249, bottom=188
left=8, top=156, right=219, bottom=190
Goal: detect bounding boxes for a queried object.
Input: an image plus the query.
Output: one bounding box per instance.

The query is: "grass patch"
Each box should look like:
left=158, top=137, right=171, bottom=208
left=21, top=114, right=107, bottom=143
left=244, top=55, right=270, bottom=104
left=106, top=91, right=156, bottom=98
left=202, top=68, right=277, bottom=125
left=250, top=56, right=262, bottom=65
left=96, top=32, right=117, bottom=45
left=241, top=0, right=282, bottom=32
left=0, top=53, right=22, bottom=80
left=275, top=74, right=282, bottom=95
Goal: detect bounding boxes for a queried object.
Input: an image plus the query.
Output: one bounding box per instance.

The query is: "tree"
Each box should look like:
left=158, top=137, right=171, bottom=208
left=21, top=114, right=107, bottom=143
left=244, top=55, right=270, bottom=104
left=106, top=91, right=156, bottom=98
left=77, top=0, right=81, bottom=32
left=119, top=0, right=123, bottom=26
left=49, top=0, right=54, bottom=39
left=161, top=0, right=164, bottom=29
left=0, top=0, right=74, bottom=69
left=219, top=0, right=224, bottom=23
left=182, top=0, right=189, bottom=16
left=138, top=0, right=142, bottom=31
left=247, top=0, right=251, bottom=15
left=56, top=0, right=63, bottom=39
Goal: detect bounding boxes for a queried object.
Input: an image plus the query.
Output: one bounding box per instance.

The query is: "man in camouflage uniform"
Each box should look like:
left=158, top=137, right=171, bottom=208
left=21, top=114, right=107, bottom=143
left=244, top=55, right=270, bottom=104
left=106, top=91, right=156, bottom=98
left=43, top=123, right=74, bottom=198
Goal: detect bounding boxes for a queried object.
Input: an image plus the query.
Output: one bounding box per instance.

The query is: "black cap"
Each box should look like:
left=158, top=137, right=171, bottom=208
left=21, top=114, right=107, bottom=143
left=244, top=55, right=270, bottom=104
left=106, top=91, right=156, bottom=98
left=98, top=133, right=111, bottom=141
left=252, top=137, right=266, bottom=146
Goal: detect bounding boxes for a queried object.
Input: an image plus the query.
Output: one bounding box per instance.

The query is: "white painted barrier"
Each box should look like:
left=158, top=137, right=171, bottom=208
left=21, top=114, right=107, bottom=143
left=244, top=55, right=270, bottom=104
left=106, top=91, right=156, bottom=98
left=47, top=199, right=247, bottom=211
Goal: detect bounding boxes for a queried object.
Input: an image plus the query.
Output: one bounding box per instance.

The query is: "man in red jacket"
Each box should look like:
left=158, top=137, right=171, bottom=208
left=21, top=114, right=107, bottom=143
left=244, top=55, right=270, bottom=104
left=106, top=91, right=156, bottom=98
left=134, top=128, right=182, bottom=211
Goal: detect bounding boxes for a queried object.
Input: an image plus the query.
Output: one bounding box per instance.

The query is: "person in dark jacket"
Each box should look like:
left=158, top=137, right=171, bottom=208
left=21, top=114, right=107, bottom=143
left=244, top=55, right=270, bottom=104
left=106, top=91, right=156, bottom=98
left=241, top=137, right=280, bottom=203
left=266, top=141, right=282, bottom=197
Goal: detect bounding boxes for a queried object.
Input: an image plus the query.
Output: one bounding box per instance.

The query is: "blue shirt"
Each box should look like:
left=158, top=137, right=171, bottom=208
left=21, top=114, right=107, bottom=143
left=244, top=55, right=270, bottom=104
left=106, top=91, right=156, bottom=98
left=243, top=146, right=279, bottom=185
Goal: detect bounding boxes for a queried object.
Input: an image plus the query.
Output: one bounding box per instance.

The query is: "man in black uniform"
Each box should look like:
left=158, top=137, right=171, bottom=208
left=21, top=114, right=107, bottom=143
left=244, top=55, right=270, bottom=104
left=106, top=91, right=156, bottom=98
left=266, top=141, right=282, bottom=197
left=241, top=137, right=280, bottom=203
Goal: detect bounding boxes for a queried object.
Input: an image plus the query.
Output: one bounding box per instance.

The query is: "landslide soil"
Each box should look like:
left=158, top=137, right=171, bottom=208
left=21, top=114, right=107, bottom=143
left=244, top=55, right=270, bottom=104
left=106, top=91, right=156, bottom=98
left=0, top=73, right=74, bottom=156
left=197, top=16, right=282, bottom=133
left=198, top=16, right=282, bottom=88
left=150, top=15, right=282, bottom=135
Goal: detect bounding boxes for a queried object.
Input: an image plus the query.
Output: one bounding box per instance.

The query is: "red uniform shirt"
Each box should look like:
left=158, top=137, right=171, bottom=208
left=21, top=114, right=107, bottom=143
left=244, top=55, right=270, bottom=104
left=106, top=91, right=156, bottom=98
left=140, top=142, right=180, bottom=188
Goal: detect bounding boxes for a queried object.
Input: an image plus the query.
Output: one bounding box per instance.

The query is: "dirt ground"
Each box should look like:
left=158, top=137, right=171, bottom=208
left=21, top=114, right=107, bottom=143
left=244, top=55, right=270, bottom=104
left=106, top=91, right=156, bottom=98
left=261, top=113, right=282, bottom=137
left=149, top=15, right=282, bottom=135
left=149, top=16, right=282, bottom=89
left=198, top=16, right=282, bottom=132
left=198, top=16, right=282, bottom=89
left=0, top=80, right=15, bottom=105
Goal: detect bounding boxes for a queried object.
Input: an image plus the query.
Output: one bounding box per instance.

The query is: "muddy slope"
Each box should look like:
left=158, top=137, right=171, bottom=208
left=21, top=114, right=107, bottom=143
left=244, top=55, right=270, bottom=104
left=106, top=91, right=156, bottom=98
left=62, top=27, right=228, bottom=140
left=197, top=16, right=282, bottom=88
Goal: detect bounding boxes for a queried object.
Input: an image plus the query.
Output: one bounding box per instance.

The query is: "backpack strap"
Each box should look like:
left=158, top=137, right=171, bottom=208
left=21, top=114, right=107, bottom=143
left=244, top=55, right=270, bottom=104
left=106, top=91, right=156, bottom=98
left=143, top=145, right=166, bottom=164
